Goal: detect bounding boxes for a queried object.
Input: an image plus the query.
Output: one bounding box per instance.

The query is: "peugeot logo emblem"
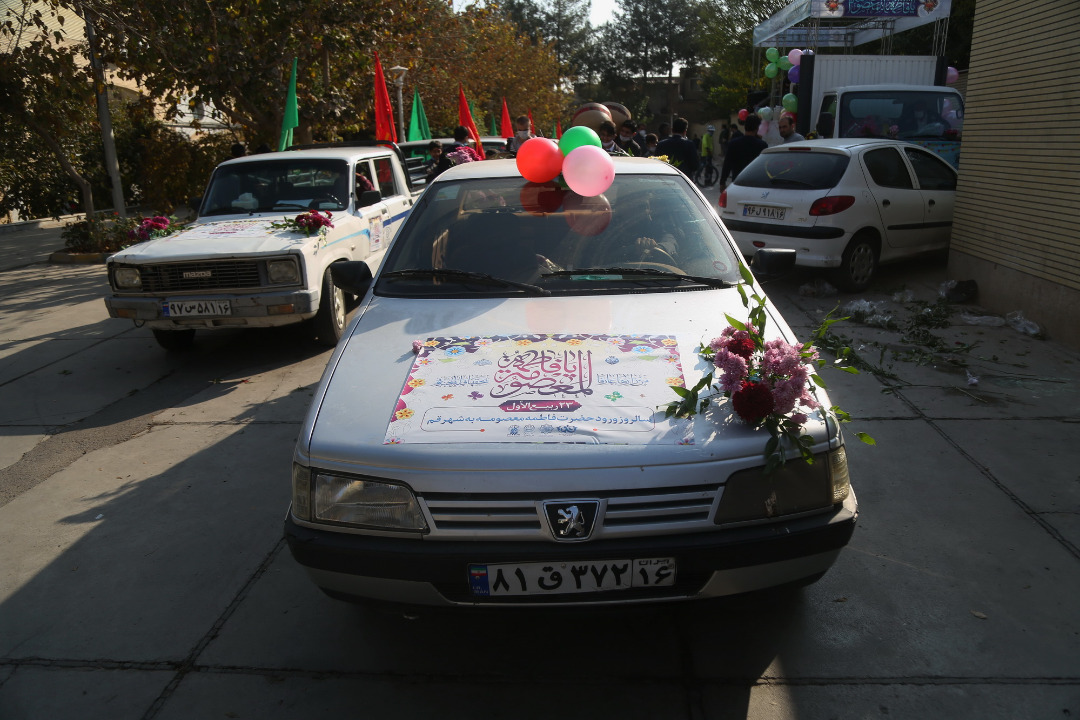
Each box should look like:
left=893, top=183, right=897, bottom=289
left=760, top=190, right=771, bottom=199
left=543, top=500, right=600, bottom=542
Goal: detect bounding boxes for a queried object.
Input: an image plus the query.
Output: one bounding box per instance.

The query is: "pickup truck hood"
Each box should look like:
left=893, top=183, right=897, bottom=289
left=110, top=218, right=314, bottom=263
left=304, top=288, right=832, bottom=478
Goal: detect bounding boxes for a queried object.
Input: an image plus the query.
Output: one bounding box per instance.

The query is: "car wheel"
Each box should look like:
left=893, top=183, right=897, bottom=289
left=312, top=266, right=347, bottom=346
left=833, top=233, right=879, bottom=292
left=152, top=328, right=195, bottom=351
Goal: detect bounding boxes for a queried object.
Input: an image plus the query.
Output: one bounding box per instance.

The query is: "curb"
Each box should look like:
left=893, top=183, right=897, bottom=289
left=48, top=250, right=110, bottom=265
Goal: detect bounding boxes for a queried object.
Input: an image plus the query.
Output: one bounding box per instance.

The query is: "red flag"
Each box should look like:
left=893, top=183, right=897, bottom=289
left=499, top=98, right=513, bottom=139
left=458, top=84, right=485, bottom=160
left=556, top=121, right=562, bottom=139
left=373, top=51, right=397, bottom=143
left=527, top=108, right=536, bottom=135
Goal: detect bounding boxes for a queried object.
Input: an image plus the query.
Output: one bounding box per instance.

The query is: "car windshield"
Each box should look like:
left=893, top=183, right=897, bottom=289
left=201, top=158, right=350, bottom=216
left=377, top=173, right=743, bottom=297
left=838, top=90, right=964, bottom=140
left=734, top=151, right=849, bottom=190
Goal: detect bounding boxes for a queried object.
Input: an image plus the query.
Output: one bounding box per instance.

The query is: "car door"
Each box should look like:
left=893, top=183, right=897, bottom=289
left=903, top=146, right=957, bottom=249
left=351, top=158, right=389, bottom=260
left=859, top=146, right=926, bottom=251
left=371, top=155, right=412, bottom=245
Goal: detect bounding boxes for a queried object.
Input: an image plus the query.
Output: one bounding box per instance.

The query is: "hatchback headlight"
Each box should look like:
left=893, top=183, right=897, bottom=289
left=114, top=267, right=142, bottom=289
left=268, top=259, right=300, bottom=284
left=311, top=471, right=428, bottom=531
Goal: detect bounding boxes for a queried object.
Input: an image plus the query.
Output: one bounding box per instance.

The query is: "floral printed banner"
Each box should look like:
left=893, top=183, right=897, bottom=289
left=385, top=335, right=694, bottom=445
left=167, top=219, right=281, bottom=241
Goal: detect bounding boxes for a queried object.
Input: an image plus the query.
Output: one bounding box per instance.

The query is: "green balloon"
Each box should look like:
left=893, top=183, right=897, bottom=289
left=765, top=47, right=780, bottom=63
left=777, top=56, right=793, bottom=71
left=559, top=126, right=602, bottom=156
left=764, top=63, right=779, bottom=79
left=782, top=93, right=798, bottom=112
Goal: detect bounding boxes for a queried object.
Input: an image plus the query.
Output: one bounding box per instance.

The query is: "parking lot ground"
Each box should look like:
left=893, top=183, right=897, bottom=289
left=0, top=222, right=1078, bottom=719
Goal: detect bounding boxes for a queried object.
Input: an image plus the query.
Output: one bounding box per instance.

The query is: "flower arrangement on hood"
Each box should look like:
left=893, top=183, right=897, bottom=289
left=128, top=216, right=177, bottom=242
left=665, top=263, right=874, bottom=471
left=269, top=210, right=334, bottom=237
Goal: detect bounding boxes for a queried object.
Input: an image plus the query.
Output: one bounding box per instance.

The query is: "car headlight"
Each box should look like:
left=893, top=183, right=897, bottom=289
left=268, top=259, right=300, bottom=284
left=113, top=267, right=142, bottom=289
left=715, top=446, right=849, bottom=525
left=307, top=470, right=428, bottom=532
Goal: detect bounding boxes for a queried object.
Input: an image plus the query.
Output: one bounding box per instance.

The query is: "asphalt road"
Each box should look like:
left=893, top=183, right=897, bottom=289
left=1, top=215, right=1078, bottom=719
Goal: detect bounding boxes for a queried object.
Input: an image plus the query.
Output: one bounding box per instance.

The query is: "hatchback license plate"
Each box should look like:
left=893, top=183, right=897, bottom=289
left=468, top=558, right=676, bottom=597
left=163, top=299, right=231, bottom=317
left=742, top=204, right=786, bottom=220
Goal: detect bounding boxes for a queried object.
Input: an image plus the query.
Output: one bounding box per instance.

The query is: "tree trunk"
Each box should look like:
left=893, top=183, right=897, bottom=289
left=23, top=113, right=96, bottom=222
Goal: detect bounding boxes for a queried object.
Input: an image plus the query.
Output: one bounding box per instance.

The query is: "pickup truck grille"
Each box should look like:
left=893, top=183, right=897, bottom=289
left=138, top=260, right=263, bottom=293
left=420, top=484, right=720, bottom=540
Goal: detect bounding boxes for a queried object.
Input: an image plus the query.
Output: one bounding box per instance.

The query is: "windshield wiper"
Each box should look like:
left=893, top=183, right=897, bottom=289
left=271, top=202, right=310, bottom=210
left=381, top=269, right=551, bottom=296
left=769, top=178, right=815, bottom=187
left=542, top=267, right=735, bottom=289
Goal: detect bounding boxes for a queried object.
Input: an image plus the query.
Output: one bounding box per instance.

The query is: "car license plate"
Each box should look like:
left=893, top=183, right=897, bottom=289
left=468, top=558, right=676, bottom=597
left=742, top=204, right=786, bottom=220
left=162, top=299, right=231, bottom=317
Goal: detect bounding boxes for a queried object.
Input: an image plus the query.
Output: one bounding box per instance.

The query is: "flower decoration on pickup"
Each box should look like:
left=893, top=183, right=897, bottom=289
left=269, top=210, right=334, bottom=237
left=665, top=263, right=874, bottom=472
left=128, top=216, right=179, bottom=242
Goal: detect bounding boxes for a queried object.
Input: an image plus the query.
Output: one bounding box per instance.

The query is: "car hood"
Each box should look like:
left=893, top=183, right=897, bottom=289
left=303, top=288, right=833, bottom=476
left=109, top=218, right=315, bottom=263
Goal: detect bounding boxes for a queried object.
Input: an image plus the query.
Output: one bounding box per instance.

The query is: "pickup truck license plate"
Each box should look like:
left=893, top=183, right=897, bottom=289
left=742, top=205, right=786, bottom=220
left=162, top=300, right=231, bottom=317
left=468, top=558, right=676, bottom=597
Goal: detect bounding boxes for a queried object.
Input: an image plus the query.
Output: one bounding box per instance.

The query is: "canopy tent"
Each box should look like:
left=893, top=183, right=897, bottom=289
left=754, top=0, right=952, bottom=51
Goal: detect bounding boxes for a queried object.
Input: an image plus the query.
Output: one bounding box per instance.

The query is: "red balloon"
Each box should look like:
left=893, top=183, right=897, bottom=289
left=563, top=192, right=612, bottom=236
left=738, top=109, right=749, bottom=122
left=520, top=182, right=566, bottom=215
left=515, top=138, right=563, bottom=183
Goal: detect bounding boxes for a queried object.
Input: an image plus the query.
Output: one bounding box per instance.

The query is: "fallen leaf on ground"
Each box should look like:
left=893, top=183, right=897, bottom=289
left=971, top=610, right=988, bottom=620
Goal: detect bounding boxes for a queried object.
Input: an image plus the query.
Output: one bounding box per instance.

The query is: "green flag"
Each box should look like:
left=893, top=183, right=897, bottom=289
left=489, top=114, right=497, bottom=135
left=407, top=87, right=431, bottom=142
left=278, top=57, right=298, bottom=152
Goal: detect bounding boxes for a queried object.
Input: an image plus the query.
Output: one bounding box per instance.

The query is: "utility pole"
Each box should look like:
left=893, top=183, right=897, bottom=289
left=82, top=7, right=126, bottom=220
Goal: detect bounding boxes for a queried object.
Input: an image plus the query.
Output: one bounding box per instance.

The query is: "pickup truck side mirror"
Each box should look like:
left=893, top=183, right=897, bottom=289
left=330, top=261, right=374, bottom=297
left=750, top=249, right=796, bottom=279
left=356, top=189, right=382, bottom=208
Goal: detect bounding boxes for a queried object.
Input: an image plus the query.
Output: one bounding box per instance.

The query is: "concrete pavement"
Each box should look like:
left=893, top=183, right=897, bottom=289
left=0, top=214, right=1078, bottom=719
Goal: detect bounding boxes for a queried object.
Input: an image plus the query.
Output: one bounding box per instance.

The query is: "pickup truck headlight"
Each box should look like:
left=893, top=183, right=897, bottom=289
left=268, top=259, right=300, bottom=284
left=113, top=267, right=142, bottom=289
left=310, top=471, right=428, bottom=531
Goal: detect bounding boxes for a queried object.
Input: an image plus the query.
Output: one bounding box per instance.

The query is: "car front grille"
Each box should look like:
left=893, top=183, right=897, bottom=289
left=421, top=484, right=721, bottom=541
left=138, top=260, right=263, bottom=293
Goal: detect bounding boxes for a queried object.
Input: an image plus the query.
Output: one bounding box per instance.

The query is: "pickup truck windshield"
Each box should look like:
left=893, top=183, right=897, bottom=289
left=201, top=158, right=350, bottom=216
left=377, top=174, right=743, bottom=297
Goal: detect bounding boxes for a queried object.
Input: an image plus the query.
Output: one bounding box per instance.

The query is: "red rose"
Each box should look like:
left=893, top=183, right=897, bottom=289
left=727, top=335, right=755, bottom=360
left=732, top=381, right=775, bottom=425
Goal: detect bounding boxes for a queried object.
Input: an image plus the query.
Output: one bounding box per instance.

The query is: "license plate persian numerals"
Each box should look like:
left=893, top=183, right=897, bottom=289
left=742, top=205, right=786, bottom=220
left=162, top=299, right=231, bottom=317
left=468, top=558, right=676, bottom=597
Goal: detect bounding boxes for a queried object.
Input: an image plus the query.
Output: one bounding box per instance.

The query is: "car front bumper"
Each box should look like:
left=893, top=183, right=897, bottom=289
left=105, top=289, right=318, bottom=329
left=284, top=490, right=858, bottom=607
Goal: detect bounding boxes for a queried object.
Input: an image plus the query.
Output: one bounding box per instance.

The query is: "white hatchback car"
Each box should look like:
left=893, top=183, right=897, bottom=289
left=285, top=157, right=858, bottom=608
left=720, top=138, right=957, bottom=291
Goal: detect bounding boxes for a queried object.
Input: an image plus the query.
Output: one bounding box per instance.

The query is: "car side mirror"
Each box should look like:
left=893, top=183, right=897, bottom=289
left=750, top=249, right=797, bottom=278
left=356, top=189, right=382, bottom=208
left=330, top=261, right=374, bottom=297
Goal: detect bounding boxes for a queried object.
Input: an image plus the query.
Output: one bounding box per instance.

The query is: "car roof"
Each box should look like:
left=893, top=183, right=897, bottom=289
left=431, top=156, right=682, bottom=182
left=761, top=138, right=916, bottom=154
left=220, top=146, right=395, bottom=165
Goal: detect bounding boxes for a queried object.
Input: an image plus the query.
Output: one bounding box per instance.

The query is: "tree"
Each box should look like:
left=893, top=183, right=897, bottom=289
left=496, top=0, right=591, bottom=80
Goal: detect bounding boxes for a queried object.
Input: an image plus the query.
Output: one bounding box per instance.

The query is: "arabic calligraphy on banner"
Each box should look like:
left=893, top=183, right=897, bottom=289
left=384, top=334, right=695, bottom=445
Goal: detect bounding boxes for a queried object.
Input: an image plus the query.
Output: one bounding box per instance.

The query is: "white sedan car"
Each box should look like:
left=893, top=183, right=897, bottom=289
left=285, top=158, right=857, bottom=608
left=719, top=138, right=957, bottom=291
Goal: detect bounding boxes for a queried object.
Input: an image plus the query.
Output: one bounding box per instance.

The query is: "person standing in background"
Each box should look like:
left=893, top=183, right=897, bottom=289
left=720, top=114, right=767, bottom=186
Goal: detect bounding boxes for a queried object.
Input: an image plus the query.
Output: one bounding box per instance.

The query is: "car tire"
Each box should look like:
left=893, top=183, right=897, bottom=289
left=311, top=266, right=347, bottom=346
left=152, top=328, right=195, bottom=351
left=833, top=233, right=879, bottom=292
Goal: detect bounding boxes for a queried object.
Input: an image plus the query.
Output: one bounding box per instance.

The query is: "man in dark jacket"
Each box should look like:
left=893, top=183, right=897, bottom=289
left=655, top=117, right=699, bottom=176
left=614, top=119, right=642, bottom=156
left=720, top=114, right=768, bottom=186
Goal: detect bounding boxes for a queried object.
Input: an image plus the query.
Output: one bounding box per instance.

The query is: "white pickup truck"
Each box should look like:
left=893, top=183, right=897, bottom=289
left=104, top=143, right=421, bottom=350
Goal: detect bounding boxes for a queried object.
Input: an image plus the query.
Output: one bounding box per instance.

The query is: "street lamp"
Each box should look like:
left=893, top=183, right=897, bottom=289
left=388, top=66, right=408, bottom=142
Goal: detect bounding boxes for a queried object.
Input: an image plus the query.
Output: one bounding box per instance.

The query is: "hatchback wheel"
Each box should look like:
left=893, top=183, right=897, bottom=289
left=833, top=234, right=879, bottom=292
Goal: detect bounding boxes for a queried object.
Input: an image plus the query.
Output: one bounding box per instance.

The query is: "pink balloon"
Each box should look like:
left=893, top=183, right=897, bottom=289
left=561, top=145, right=615, bottom=197
left=788, top=48, right=803, bottom=66
left=946, top=66, right=959, bottom=84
